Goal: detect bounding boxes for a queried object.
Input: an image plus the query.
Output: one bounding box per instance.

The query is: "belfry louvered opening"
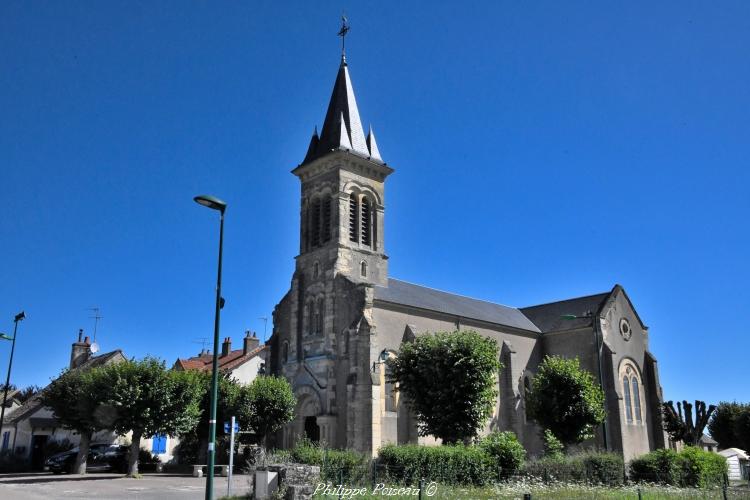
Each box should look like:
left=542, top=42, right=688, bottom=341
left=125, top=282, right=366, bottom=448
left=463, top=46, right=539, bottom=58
left=307, top=196, right=332, bottom=250
left=310, top=199, right=321, bottom=248
left=361, top=198, right=371, bottom=247
left=349, top=194, right=358, bottom=242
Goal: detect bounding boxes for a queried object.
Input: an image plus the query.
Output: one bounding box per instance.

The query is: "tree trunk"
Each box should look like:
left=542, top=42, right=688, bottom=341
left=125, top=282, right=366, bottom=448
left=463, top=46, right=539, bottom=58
left=128, top=431, right=142, bottom=477
left=74, top=432, right=92, bottom=474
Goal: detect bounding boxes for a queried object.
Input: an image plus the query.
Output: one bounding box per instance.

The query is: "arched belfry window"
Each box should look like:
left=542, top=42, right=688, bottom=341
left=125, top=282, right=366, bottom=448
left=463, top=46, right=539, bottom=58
left=349, top=194, right=358, bottom=243
left=310, top=198, right=321, bottom=248
left=322, top=198, right=332, bottom=243
left=361, top=198, right=371, bottom=247
left=308, top=196, right=331, bottom=250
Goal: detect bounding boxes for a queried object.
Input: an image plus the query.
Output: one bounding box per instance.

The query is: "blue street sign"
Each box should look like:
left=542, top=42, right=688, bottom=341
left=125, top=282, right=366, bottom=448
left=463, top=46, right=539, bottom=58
left=223, top=422, right=240, bottom=433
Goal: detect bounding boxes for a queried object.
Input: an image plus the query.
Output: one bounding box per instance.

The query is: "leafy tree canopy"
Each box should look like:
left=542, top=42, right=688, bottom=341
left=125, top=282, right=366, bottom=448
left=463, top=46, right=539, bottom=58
left=246, top=375, right=296, bottom=445
left=100, top=357, right=203, bottom=475
left=526, top=355, right=606, bottom=446
left=41, top=368, right=110, bottom=473
left=387, top=330, right=501, bottom=444
left=708, top=401, right=748, bottom=449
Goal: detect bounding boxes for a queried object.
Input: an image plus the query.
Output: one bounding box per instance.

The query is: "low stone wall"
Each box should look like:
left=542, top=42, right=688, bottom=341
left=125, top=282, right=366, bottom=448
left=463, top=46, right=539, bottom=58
left=267, top=464, right=320, bottom=500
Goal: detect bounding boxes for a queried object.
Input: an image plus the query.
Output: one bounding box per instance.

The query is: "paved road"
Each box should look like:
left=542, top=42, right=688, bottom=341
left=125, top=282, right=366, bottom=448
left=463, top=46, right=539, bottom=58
left=0, top=472, right=252, bottom=500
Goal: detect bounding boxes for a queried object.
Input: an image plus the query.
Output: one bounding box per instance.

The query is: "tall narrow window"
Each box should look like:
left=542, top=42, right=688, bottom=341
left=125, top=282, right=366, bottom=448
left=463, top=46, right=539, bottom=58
left=1, top=431, right=9, bottom=451
left=349, top=194, right=358, bottom=242
left=361, top=198, right=371, bottom=246
left=623, top=376, right=633, bottom=423
left=632, top=376, right=642, bottom=422
left=322, top=198, right=332, bottom=242
left=310, top=198, right=321, bottom=247
left=316, top=297, right=325, bottom=334
left=360, top=261, right=367, bottom=277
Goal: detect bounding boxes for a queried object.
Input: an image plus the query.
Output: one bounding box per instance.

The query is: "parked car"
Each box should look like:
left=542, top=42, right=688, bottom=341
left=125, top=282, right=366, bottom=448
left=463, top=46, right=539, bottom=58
left=45, top=443, right=129, bottom=474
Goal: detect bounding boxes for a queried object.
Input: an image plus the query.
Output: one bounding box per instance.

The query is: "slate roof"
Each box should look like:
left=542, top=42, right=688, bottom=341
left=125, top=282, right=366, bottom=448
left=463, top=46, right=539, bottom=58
left=374, top=278, right=541, bottom=333
left=302, top=59, right=383, bottom=165
left=520, top=292, right=611, bottom=333
left=3, top=350, right=125, bottom=426
left=174, top=345, right=267, bottom=373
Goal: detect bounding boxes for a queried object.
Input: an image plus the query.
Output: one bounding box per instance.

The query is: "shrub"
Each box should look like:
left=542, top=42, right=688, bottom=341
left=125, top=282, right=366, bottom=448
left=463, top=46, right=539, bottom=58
left=0, top=448, right=29, bottom=473
left=679, top=446, right=727, bottom=488
left=629, top=448, right=681, bottom=485
left=542, top=429, right=564, bottom=459
left=523, top=452, right=624, bottom=486
left=377, top=444, right=493, bottom=486
left=629, top=446, right=727, bottom=487
left=478, top=431, right=525, bottom=478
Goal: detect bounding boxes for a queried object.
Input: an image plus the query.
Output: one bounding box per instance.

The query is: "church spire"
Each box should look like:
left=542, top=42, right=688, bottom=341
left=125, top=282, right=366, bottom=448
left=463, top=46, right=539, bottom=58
left=301, top=20, right=384, bottom=165
left=311, top=60, right=369, bottom=161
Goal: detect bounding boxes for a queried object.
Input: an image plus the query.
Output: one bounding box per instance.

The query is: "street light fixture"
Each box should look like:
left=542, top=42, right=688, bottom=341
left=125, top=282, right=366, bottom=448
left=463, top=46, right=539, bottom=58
left=1, top=311, right=26, bottom=434
left=560, top=310, right=608, bottom=451
left=194, top=194, right=226, bottom=500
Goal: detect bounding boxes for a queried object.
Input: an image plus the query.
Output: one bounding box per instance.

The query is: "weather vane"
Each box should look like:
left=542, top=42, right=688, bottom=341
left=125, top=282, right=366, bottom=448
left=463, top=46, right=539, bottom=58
left=338, top=14, right=350, bottom=59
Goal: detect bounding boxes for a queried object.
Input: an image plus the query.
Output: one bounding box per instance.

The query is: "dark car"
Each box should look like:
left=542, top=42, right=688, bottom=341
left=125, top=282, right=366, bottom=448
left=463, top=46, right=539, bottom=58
left=45, top=443, right=129, bottom=474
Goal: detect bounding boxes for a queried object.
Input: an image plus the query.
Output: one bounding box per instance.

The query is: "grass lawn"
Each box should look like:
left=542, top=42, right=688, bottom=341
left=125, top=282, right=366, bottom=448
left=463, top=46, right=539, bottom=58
left=312, top=482, right=750, bottom=499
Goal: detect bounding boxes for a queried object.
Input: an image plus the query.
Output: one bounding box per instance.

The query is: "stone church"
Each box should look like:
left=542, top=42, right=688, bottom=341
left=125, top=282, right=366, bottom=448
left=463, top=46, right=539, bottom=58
left=269, top=53, right=666, bottom=462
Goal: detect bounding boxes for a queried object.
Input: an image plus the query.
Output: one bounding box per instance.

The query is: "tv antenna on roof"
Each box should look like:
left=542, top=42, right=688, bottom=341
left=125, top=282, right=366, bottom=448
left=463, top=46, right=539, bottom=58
left=192, top=338, right=210, bottom=352
left=88, top=307, right=102, bottom=352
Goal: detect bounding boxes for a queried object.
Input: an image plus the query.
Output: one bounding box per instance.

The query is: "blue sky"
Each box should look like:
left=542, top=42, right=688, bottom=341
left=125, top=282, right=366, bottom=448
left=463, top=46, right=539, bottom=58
left=1, top=2, right=748, bottom=406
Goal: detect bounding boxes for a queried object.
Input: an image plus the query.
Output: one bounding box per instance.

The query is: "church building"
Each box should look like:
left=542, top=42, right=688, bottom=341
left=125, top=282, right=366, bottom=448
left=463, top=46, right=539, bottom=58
left=269, top=50, right=666, bottom=462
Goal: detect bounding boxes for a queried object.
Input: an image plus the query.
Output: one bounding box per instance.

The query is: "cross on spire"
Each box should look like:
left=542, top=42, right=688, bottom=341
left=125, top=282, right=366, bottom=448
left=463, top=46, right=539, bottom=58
left=338, top=15, right=350, bottom=61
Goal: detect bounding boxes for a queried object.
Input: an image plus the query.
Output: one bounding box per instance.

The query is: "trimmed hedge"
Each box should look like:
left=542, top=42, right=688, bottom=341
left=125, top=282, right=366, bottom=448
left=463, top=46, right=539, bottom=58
left=523, top=452, right=625, bottom=486
left=284, top=438, right=369, bottom=483
left=377, top=444, right=494, bottom=486
left=630, top=446, right=727, bottom=487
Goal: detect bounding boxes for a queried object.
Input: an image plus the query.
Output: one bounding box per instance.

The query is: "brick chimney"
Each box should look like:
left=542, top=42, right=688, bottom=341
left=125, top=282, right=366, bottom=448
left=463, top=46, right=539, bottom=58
left=221, top=337, right=232, bottom=357
left=70, top=329, right=91, bottom=369
left=243, top=330, right=259, bottom=355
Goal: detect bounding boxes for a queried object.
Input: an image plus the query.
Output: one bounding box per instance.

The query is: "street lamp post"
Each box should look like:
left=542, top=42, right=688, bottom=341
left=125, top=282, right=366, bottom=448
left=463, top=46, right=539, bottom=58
left=194, top=195, right=227, bottom=500
left=560, top=311, right=609, bottom=451
left=1, top=311, right=26, bottom=433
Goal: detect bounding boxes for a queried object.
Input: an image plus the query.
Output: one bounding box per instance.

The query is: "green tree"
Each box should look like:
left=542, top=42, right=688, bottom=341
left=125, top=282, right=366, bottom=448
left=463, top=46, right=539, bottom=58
left=526, top=355, right=606, bottom=447
left=101, top=358, right=202, bottom=476
left=246, top=376, right=296, bottom=447
left=183, top=373, right=253, bottom=464
left=662, top=400, right=716, bottom=446
left=387, top=330, right=501, bottom=444
left=41, top=368, right=109, bottom=474
left=735, top=406, right=750, bottom=452
left=708, top=401, right=748, bottom=449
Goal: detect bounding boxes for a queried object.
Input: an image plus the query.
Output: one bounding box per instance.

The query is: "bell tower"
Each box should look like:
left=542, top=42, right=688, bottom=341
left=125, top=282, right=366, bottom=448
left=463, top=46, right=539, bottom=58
left=292, top=56, right=393, bottom=287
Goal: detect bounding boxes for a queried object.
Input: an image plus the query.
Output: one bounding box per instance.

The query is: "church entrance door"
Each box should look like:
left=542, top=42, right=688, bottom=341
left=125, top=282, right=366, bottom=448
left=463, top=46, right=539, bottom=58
left=304, top=416, right=320, bottom=443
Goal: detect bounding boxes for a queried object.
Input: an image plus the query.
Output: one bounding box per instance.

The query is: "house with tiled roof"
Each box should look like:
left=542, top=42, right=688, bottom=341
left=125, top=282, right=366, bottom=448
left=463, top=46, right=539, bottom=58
left=173, top=330, right=268, bottom=385
left=0, top=331, right=127, bottom=470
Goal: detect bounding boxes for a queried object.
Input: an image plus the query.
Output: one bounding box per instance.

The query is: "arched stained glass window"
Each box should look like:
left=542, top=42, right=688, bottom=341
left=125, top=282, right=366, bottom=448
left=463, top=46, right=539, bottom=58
left=623, top=376, right=633, bottom=423
left=632, top=376, right=642, bottom=422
